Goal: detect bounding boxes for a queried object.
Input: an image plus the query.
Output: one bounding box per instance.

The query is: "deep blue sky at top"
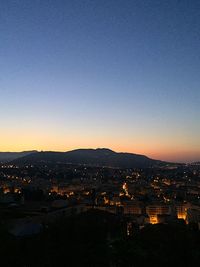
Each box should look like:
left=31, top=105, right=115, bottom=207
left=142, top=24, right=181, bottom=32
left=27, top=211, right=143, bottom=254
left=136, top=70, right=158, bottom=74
left=0, top=0, right=200, bottom=162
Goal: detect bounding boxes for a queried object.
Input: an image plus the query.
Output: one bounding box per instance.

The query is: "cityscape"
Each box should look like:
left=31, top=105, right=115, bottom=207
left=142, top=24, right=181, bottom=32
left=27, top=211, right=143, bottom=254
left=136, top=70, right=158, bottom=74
left=1, top=0, right=200, bottom=266
left=0, top=149, right=199, bottom=265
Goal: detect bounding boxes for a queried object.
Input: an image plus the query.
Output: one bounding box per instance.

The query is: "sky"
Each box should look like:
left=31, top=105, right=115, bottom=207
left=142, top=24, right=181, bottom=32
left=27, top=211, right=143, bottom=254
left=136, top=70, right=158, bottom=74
left=0, top=0, right=200, bottom=162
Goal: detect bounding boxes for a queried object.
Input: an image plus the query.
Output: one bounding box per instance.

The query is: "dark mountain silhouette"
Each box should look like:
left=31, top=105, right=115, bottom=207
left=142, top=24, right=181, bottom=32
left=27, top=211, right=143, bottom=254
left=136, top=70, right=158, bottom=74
left=9, top=148, right=171, bottom=168
left=0, top=151, right=37, bottom=163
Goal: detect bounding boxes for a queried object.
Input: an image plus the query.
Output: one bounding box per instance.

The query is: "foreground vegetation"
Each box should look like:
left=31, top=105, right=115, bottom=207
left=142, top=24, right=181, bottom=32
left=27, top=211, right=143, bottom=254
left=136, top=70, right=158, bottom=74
left=0, top=210, right=199, bottom=266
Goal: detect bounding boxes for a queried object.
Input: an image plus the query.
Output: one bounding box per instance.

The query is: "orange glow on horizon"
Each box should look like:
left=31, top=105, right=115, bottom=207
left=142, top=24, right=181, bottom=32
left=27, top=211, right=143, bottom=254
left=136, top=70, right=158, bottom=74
left=0, top=130, right=199, bottom=162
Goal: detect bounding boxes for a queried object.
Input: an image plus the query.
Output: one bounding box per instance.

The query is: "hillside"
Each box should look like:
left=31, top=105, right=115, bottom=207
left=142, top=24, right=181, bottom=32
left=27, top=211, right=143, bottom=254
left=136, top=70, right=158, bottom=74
left=0, top=151, right=37, bottom=163
left=10, top=148, right=167, bottom=168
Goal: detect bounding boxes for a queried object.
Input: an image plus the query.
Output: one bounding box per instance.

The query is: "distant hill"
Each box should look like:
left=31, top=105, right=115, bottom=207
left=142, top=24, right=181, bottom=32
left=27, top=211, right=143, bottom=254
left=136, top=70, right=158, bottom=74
left=0, top=151, right=37, bottom=163
left=10, top=148, right=170, bottom=168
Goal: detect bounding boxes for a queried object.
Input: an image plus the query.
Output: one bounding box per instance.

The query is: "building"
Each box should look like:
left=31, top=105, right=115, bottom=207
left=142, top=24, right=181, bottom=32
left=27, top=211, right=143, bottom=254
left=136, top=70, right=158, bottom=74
left=146, top=204, right=171, bottom=224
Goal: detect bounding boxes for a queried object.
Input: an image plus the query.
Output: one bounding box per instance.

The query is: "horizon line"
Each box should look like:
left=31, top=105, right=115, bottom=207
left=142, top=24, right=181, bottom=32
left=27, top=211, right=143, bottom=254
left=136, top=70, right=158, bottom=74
left=0, top=147, right=196, bottom=164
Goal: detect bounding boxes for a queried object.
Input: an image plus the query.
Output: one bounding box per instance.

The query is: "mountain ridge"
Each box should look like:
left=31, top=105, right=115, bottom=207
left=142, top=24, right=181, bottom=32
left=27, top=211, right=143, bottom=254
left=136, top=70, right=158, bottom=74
left=0, top=151, right=37, bottom=163
left=5, top=148, right=176, bottom=168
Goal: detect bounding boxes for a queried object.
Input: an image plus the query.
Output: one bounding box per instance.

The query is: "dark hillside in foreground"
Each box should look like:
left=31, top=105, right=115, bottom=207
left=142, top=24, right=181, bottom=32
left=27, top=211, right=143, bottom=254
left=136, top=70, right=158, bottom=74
left=0, top=210, right=199, bottom=267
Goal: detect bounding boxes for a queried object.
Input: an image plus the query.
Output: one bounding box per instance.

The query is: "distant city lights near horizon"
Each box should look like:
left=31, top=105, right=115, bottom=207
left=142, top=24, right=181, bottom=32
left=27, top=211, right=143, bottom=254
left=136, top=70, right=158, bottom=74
left=0, top=2, right=200, bottom=266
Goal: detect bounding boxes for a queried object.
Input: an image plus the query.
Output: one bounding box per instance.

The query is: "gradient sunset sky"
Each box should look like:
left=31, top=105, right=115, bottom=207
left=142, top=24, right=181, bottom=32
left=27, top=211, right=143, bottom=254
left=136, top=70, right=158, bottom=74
left=0, top=0, right=200, bottom=162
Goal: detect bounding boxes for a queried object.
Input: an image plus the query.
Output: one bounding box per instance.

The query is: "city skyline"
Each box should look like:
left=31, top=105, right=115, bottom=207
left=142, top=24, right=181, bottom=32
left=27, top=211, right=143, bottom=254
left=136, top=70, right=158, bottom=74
left=1, top=0, right=200, bottom=163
